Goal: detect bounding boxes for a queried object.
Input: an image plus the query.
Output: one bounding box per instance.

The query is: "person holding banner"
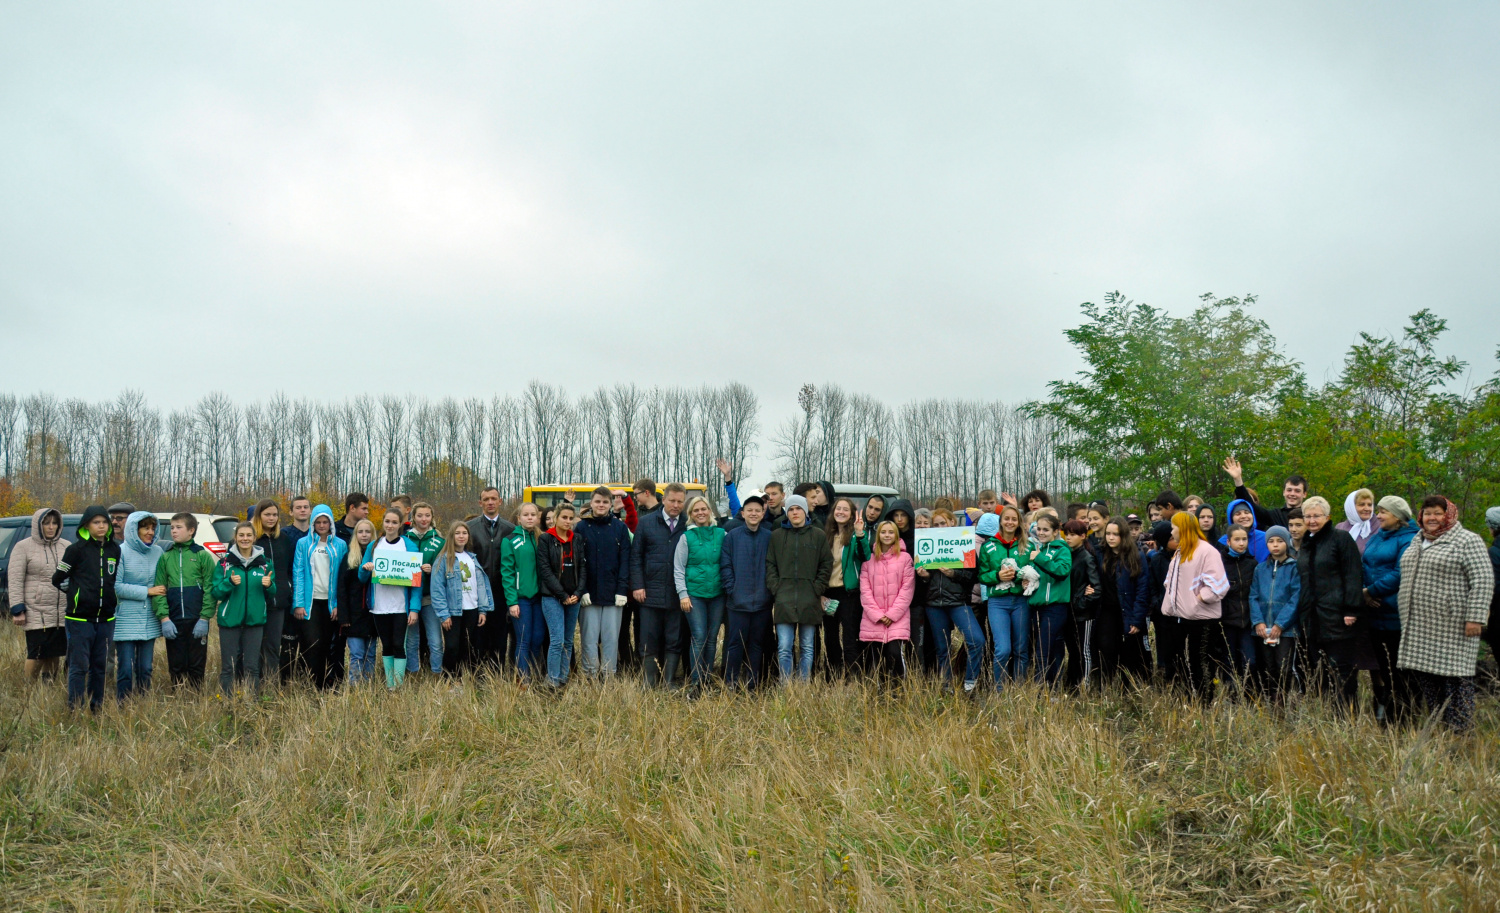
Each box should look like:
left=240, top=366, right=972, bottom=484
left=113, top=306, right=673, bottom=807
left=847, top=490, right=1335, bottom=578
left=918, top=509, right=983, bottom=694
left=859, top=520, right=915, bottom=683
left=976, top=506, right=1032, bottom=691
left=358, top=508, right=422, bottom=690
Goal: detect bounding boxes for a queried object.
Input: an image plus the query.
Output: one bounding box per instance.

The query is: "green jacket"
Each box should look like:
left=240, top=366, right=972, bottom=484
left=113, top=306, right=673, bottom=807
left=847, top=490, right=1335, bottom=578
left=977, top=536, right=1032, bottom=596
left=499, top=527, right=539, bottom=607
left=212, top=546, right=275, bottom=628
left=1027, top=539, right=1073, bottom=607
left=766, top=523, right=833, bottom=626
left=682, top=525, right=726, bottom=598
left=152, top=540, right=218, bottom=620
left=836, top=529, right=872, bottom=590
left=406, top=526, right=445, bottom=600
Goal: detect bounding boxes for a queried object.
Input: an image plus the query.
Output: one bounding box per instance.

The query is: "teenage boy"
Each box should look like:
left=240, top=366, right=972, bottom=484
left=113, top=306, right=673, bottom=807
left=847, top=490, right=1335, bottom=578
left=963, top=490, right=1001, bottom=526
left=720, top=495, right=774, bottom=689
left=577, top=486, right=632, bottom=678
left=1250, top=526, right=1302, bottom=700
left=335, top=492, right=369, bottom=544
left=762, top=482, right=787, bottom=528
left=1286, top=508, right=1307, bottom=557
left=467, top=486, right=516, bottom=671
left=52, top=506, right=122, bottom=711
left=152, top=513, right=217, bottom=688
left=631, top=482, right=688, bottom=687
left=1222, top=456, right=1308, bottom=531
left=285, top=496, right=313, bottom=546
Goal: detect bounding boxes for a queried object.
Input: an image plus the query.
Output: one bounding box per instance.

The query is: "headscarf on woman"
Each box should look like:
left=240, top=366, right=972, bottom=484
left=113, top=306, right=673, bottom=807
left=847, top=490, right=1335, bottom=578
left=1420, top=496, right=1460, bottom=542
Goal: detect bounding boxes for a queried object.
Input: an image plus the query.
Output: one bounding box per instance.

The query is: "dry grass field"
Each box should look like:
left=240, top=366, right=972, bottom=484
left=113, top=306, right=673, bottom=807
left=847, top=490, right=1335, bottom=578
left=0, top=635, right=1496, bottom=912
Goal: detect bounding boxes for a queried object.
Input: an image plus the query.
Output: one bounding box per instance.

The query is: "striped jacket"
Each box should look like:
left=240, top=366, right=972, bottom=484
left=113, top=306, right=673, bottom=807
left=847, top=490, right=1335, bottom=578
left=1396, top=524, right=1495, bottom=678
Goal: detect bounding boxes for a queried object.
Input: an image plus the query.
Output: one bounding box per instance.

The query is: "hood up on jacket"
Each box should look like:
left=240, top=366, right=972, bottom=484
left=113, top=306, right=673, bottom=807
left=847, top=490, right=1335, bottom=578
left=1220, top=499, right=1269, bottom=562
left=123, top=510, right=158, bottom=555
left=77, top=505, right=110, bottom=542
left=882, top=499, right=915, bottom=526
left=29, top=507, right=63, bottom=544
left=309, top=503, right=338, bottom=540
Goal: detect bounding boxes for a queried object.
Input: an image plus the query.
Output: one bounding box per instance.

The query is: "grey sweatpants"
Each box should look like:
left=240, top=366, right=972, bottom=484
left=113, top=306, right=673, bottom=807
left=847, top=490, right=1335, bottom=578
left=579, top=605, right=623, bottom=677
left=219, top=624, right=265, bottom=696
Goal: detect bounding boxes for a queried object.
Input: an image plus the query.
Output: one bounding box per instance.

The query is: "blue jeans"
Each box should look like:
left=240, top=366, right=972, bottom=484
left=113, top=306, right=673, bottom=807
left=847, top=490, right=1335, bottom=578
left=687, top=594, right=726, bottom=687
left=725, top=608, right=771, bottom=689
left=405, top=603, right=445, bottom=674
left=115, top=639, right=155, bottom=699
left=1034, top=602, right=1069, bottom=684
left=776, top=623, right=817, bottom=680
left=541, top=596, right=581, bottom=685
left=986, top=594, right=1030, bottom=690
left=66, top=619, right=114, bottom=711
left=513, top=596, right=545, bottom=678
left=927, top=604, right=985, bottom=685
left=346, top=637, right=378, bottom=684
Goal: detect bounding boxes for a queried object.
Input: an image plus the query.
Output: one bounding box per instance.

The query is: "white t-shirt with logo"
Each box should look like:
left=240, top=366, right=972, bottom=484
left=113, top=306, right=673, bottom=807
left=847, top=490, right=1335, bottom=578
left=456, top=552, right=480, bottom=612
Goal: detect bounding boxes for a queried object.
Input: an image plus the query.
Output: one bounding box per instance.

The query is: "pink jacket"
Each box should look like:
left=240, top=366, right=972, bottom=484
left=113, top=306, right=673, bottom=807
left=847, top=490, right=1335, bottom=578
left=859, top=546, right=915, bottom=643
left=1161, top=542, right=1229, bottom=621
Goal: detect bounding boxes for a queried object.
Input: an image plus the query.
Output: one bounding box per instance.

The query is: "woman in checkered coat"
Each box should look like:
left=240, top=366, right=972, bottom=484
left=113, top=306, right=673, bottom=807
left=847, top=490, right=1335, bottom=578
left=1396, top=495, right=1495, bottom=732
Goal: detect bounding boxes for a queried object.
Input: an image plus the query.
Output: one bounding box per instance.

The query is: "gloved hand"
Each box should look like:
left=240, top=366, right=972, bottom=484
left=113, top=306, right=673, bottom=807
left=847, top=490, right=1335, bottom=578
left=615, top=594, right=628, bottom=607
left=192, top=618, right=210, bottom=642
left=160, top=617, right=178, bottom=640
left=580, top=593, right=592, bottom=607
left=10, top=602, right=25, bottom=617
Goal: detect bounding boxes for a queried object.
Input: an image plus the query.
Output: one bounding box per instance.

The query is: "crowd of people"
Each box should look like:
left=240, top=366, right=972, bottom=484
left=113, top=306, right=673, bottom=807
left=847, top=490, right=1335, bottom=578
left=8, top=458, right=1498, bottom=732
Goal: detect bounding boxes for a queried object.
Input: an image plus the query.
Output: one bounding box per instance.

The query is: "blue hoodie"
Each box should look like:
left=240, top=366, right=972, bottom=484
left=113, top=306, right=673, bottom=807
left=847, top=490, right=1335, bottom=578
left=114, top=511, right=164, bottom=641
left=1361, top=520, right=1417, bottom=630
left=292, top=504, right=349, bottom=614
left=1219, top=499, right=1270, bottom=562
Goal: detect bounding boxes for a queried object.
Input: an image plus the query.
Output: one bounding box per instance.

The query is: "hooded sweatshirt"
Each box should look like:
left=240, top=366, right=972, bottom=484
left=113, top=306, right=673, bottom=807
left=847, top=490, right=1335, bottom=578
left=52, top=505, right=122, bottom=624
left=8, top=508, right=69, bottom=630
left=213, top=545, right=274, bottom=628
left=881, top=499, right=917, bottom=556
left=1217, top=500, right=1270, bottom=562
left=113, top=511, right=165, bottom=641
left=292, top=505, right=350, bottom=614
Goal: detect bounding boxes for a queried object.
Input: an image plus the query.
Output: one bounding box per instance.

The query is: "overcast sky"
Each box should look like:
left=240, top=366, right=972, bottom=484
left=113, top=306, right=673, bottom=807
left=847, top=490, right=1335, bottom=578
left=4, top=2, right=1498, bottom=439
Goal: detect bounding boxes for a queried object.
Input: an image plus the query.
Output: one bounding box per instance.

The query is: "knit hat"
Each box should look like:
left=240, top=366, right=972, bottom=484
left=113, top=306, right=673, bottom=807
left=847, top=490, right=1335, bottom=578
left=784, top=495, right=809, bottom=516
left=1265, top=525, right=1291, bottom=545
left=1377, top=495, right=1413, bottom=524
left=975, top=513, right=1000, bottom=538
left=1486, top=506, right=1500, bottom=532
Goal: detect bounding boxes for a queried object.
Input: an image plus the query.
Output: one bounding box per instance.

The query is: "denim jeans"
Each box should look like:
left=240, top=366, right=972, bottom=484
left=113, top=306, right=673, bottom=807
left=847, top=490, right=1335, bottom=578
left=776, top=623, right=817, bottom=680
left=927, top=604, right=985, bottom=685
left=115, top=638, right=156, bottom=699
left=986, top=594, right=1030, bottom=690
left=1033, top=602, right=1069, bottom=684
left=541, top=596, right=581, bottom=685
left=346, top=636, right=378, bottom=684
left=687, top=594, right=726, bottom=687
left=66, top=619, right=114, bottom=711
left=579, top=604, right=623, bottom=677
left=513, top=595, right=544, bottom=678
left=405, top=603, right=445, bottom=675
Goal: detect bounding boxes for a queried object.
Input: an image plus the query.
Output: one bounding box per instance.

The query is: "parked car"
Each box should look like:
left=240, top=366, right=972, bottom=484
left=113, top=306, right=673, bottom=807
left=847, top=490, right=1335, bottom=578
left=0, top=511, right=238, bottom=603
left=825, top=484, right=900, bottom=512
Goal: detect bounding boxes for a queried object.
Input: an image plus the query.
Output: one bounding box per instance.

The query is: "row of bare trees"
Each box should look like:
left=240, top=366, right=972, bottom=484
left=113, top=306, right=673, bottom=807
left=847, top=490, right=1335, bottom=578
left=0, top=381, right=1083, bottom=512
left=770, top=383, right=1087, bottom=503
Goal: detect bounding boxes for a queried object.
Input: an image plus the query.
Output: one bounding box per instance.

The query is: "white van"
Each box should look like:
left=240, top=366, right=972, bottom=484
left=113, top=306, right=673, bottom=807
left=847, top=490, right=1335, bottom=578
left=152, top=513, right=243, bottom=557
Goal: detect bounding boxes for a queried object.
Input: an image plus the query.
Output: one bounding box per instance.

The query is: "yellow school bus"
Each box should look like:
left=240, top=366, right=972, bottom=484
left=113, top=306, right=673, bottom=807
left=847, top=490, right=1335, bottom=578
left=521, top=483, right=709, bottom=509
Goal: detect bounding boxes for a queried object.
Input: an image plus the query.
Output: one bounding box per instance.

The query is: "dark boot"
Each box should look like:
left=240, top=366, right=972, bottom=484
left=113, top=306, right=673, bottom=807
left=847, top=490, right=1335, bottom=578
left=663, top=653, right=682, bottom=691
left=642, top=656, right=661, bottom=689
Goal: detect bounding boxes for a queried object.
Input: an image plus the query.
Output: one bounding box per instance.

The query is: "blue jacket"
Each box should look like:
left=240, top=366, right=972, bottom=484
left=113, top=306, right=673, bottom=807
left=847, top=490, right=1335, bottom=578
left=719, top=521, right=773, bottom=613
left=292, top=505, right=350, bottom=614
left=1361, top=520, right=1417, bottom=630
left=630, top=508, right=687, bottom=609
left=1249, top=557, right=1302, bottom=634
left=357, top=536, right=423, bottom=615
left=576, top=513, right=631, bottom=604
left=429, top=551, right=494, bottom=618
left=1218, top=500, right=1270, bottom=562
left=113, top=511, right=164, bottom=641
left=1113, top=562, right=1150, bottom=632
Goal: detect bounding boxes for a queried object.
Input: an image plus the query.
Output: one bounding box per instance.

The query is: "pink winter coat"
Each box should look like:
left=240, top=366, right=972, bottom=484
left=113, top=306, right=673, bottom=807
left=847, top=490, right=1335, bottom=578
left=859, top=545, right=915, bottom=643
left=1161, top=541, right=1229, bottom=621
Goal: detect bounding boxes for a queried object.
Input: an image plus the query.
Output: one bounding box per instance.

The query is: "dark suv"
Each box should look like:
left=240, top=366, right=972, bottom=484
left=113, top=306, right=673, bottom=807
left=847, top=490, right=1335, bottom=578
left=0, top=513, right=81, bottom=605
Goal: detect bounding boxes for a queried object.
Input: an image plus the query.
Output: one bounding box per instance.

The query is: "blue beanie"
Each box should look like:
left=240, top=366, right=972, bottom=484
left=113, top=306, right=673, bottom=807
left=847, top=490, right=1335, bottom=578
left=975, top=513, right=1000, bottom=538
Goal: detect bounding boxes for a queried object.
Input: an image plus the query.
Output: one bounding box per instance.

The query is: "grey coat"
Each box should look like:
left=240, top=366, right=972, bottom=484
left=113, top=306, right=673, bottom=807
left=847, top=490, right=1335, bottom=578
left=1396, top=524, right=1494, bottom=678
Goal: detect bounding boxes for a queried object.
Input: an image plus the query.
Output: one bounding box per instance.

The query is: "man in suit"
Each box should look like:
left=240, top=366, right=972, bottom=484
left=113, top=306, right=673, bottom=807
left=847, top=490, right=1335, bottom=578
left=466, top=486, right=516, bottom=672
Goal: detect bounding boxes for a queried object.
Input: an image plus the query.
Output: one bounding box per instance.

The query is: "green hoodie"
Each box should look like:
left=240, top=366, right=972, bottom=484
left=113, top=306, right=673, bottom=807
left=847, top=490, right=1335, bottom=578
left=1027, top=538, right=1073, bottom=607
left=152, top=539, right=218, bottom=620
left=977, top=535, right=1032, bottom=596
left=499, top=526, right=539, bottom=607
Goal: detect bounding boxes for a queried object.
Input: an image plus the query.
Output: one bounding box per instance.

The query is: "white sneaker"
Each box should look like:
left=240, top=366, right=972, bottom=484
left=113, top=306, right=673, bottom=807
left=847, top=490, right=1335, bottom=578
left=963, top=680, right=978, bottom=693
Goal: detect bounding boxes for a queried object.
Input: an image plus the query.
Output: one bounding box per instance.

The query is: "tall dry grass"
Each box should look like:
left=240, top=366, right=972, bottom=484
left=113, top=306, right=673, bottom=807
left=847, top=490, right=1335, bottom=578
left=0, top=633, right=1495, bottom=912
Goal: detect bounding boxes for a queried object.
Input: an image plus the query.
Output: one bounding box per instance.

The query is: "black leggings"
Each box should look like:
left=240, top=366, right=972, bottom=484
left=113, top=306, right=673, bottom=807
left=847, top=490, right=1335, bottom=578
left=373, top=613, right=407, bottom=660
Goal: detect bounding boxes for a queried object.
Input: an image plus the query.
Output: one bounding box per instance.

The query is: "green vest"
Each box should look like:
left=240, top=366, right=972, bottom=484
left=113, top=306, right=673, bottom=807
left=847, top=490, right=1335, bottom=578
left=684, top=525, right=726, bottom=598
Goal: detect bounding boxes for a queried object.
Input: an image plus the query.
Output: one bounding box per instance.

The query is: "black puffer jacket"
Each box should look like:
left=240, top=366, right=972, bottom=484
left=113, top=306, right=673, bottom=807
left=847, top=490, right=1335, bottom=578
left=1297, top=524, right=1364, bottom=644
left=1218, top=546, right=1259, bottom=629
left=536, top=530, right=589, bottom=601
left=920, top=565, right=976, bottom=608
left=1069, top=544, right=1102, bottom=621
